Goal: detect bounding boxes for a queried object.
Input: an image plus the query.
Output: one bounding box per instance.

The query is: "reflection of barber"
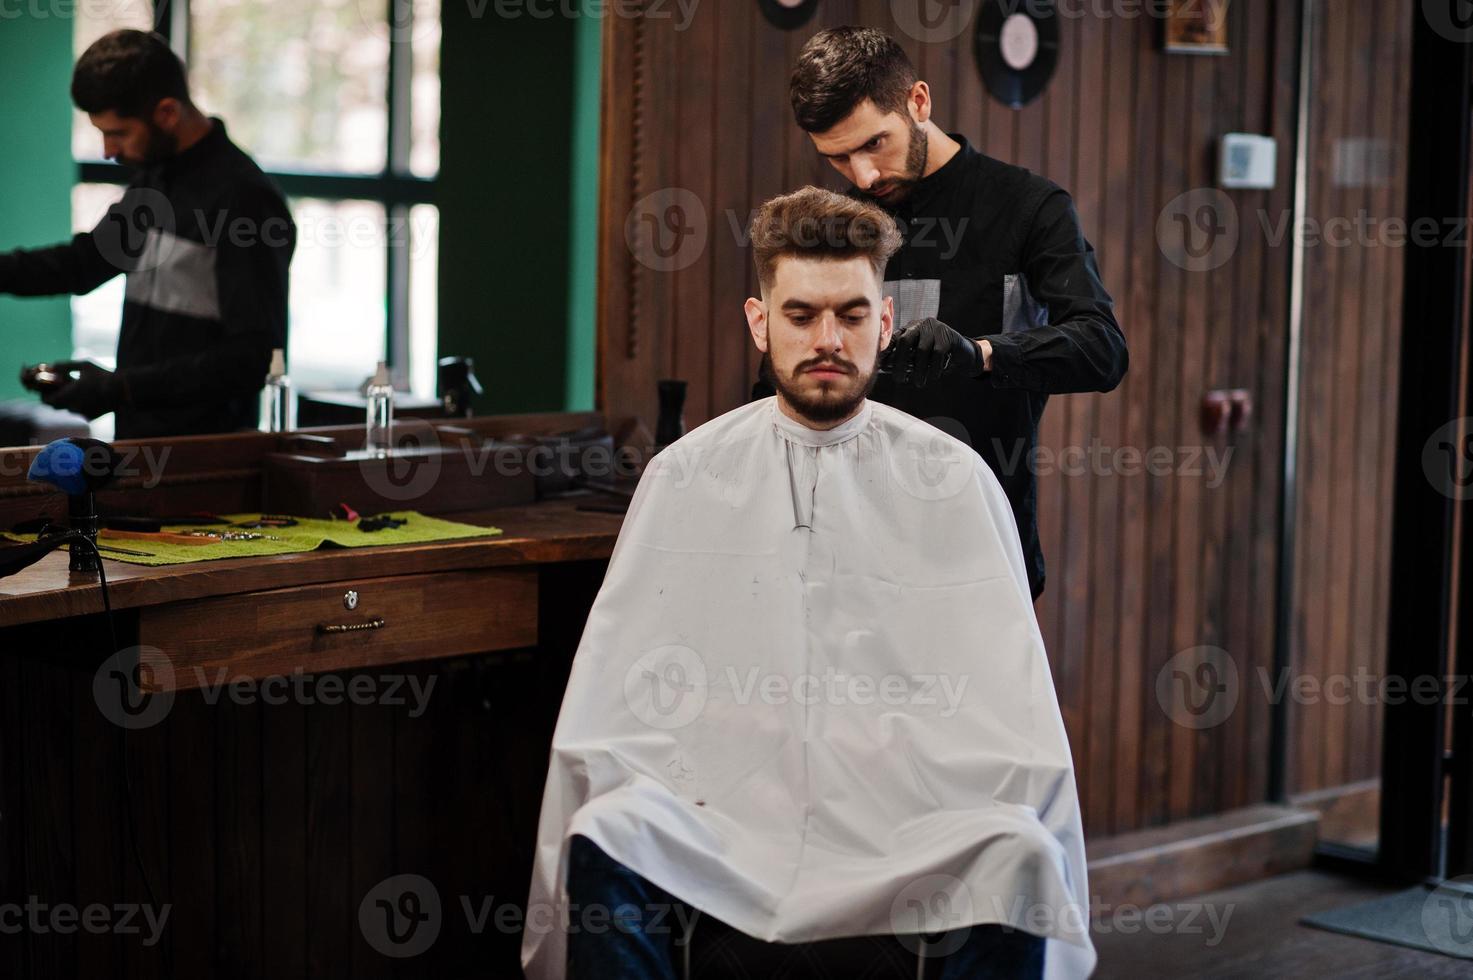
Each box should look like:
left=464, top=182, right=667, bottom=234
left=759, top=27, right=1128, bottom=600
left=0, top=30, right=294, bottom=438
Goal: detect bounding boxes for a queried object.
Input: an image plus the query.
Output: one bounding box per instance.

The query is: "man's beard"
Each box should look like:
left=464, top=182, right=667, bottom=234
left=126, top=122, right=179, bottom=168
left=761, top=335, right=882, bottom=425
left=859, top=122, right=928, bottom=206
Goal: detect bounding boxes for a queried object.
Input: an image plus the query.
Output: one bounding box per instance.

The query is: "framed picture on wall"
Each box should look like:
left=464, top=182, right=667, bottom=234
left=1164, top=0, right=1230, bottom=54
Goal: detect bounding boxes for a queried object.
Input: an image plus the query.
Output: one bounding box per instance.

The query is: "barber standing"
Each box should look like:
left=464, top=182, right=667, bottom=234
left=1, top=30, right=295, bottom=439
left=758, top=26, right=1128, bottom=601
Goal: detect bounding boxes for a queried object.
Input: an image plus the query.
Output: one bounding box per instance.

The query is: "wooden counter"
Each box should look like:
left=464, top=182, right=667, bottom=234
left=0, top=415, right=631, bottom=979
left=0, top=497, right=623, bottom=628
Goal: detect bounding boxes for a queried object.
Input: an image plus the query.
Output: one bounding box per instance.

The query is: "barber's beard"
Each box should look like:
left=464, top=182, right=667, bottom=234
left=134, top=123, right=179, bottom=168
left=861, top=123, right=929, bottom=206
left=762, top=336, right=882, bottom=425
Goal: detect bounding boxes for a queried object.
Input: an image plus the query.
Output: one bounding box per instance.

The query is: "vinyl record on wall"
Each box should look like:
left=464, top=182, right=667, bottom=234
left=757, top=0, right=819, bottom=31
left=974, top=0, right=1060, bottom=109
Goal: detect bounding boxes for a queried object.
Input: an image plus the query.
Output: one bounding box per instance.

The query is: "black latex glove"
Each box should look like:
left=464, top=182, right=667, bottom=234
left=40, top=360, right=126, bottom=420
left=882, top=317, right=986, bottom=388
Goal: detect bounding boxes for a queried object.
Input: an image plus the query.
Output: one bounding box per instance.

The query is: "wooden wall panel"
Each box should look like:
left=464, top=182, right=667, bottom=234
left=1287, top=0, right=1411, bottom=805
left=596, top=1, right=1410, bottom=840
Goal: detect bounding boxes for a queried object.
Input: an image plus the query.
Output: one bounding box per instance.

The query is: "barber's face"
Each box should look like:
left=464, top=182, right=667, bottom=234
left=808, top=93, right=930, bottom=205
left=89, top=101, right=181, bottom=168
left=745, top=255, right=894, bottom=425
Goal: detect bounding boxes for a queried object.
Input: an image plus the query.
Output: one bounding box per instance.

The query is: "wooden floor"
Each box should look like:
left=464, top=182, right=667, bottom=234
left=1092, top=868, right=1467, bottom=978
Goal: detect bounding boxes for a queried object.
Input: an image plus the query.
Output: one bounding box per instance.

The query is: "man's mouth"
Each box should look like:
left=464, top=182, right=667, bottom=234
left=805, top=364, right=850, bottom=378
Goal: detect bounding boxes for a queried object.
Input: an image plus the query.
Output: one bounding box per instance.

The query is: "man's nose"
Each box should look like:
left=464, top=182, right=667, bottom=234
left=854, top=157, right=881, bottom=190
left=813, top=313, right=844, bottom=351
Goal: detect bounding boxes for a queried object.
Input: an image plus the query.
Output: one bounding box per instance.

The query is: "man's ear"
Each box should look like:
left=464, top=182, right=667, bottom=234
left=908, top=81, right=931, bottom=125
left=880, top=295, right=895, bottom=350
left=744, top=297, right=769, bottom=352
left=151, top=97, right=182, bottom=132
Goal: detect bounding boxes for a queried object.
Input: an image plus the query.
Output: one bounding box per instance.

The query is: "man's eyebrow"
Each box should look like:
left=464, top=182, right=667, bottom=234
left=780, top=297, right=872, bottom=313
left=825, top=131, right=887, bottom=160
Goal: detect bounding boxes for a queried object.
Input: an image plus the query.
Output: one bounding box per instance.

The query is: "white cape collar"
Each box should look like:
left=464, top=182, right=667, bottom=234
left=767, top=396, right=874, bottom=448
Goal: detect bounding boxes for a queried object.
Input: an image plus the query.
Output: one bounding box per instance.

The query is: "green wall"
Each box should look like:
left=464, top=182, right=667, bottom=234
left=0, top=16, right=74, bottom=401
left=438, top=7, right=602, bottom=415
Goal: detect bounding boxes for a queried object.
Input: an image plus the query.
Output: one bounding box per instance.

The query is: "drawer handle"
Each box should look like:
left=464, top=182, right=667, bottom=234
left=317, top=617, right=386, bottom=635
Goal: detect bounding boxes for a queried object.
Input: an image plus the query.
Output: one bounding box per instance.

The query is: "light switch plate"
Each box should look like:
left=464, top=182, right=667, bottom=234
left=1220, top=133, right=1277, bottom=189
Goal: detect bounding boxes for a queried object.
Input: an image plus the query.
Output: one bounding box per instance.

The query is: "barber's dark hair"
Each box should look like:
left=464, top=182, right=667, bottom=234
left=790, top=26, right=917, bottom=134
left=72, top=30, right=191, bottom=119
left=749, top=185, right=902, bottom=292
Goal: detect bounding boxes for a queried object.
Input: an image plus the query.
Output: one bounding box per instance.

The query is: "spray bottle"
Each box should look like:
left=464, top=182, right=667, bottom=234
left=259, top=348, right=295, bottom=432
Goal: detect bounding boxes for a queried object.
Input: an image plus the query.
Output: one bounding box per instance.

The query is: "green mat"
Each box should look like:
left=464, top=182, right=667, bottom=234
left=1, top=512, right=503, bottom=567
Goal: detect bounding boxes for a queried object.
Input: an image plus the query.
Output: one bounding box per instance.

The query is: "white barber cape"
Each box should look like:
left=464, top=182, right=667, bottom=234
left=522, top=396, right=1094, bottom=979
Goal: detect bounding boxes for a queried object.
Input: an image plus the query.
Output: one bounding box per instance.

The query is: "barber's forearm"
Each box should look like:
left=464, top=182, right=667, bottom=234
left=981, top=316, right=1128, bottom=393
left=0, top=238, right=119, bottom=297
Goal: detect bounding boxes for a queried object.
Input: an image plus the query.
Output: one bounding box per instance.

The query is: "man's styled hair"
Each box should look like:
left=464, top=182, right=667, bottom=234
left=749, top=186, right=902, bottom=292
left=72, top=30, right=191, bottom=119
left=790, top=26, right=918, bottom=134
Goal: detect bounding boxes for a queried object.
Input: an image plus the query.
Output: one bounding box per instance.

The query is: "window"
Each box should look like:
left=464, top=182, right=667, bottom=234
left=72, top=0, right=440, bottom=397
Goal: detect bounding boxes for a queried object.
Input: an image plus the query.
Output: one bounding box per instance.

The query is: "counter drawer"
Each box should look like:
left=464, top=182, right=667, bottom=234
left=137, top=568, right=538, bottom=691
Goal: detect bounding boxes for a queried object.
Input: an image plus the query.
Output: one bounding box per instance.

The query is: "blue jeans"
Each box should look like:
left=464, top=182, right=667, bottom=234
left=564, top=835, right=1045, bottom=980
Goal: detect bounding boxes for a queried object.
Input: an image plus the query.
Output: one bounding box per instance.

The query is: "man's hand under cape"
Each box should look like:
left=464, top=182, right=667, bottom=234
left=883, top=318, right=986, bottom=388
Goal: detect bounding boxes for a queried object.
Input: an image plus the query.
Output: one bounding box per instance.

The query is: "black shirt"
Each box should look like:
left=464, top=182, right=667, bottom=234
left=756, top=135, right=1128, bottom=599
left=0, top=120, right=295, bottom=439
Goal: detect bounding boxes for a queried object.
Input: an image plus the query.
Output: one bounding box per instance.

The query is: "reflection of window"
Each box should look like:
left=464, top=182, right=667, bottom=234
left=284, top=198, right=387, bottom=390
left=69, top=183, right=130, bottom=368
left=190, top=0, right=389, bottom=175
left=72, top=1, right=440, bottom=397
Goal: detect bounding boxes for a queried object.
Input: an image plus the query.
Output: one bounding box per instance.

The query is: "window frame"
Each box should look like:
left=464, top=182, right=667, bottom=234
left=75, top=0, right=439, bottom=388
